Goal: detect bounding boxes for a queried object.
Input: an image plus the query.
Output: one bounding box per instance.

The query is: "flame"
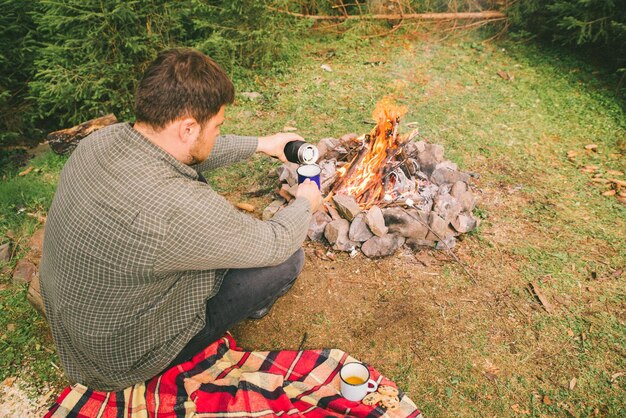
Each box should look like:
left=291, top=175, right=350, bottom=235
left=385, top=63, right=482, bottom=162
left=335, top=98, right=407, bottom=209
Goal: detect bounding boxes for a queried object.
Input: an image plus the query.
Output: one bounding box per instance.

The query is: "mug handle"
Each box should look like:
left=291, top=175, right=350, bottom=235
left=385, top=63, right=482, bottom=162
left=366, top=379, right=379, bottom=394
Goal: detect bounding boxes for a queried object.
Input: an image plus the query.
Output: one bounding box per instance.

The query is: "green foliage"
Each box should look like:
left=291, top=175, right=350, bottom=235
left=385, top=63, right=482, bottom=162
left=0, top=0, right=307, bottom=145
left=508, top=0, right=626, bottom=72
left=0, top=0, right=38, bottom=146
left=29, top=0, right=188, bottom=126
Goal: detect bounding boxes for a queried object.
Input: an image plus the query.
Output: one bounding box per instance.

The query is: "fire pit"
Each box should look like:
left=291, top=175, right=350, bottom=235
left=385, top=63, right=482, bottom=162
left=269, top=99, right=479, bottom=258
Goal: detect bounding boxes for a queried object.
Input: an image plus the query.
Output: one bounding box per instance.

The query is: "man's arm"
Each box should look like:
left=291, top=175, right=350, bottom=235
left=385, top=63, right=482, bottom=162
left=154, top=184, right=314, bottom=273
left=192, top=134, right=258, bottom=173
left=193, top=132, right=307, bottom=172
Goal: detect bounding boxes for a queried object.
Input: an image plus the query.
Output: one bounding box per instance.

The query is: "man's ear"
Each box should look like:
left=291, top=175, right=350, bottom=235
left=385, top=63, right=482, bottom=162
left=177, top=117, right=199, bottom=144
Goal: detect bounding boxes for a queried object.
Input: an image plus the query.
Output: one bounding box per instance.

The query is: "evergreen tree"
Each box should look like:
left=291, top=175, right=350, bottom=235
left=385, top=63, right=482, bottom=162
left=0, top=0, right=38, bottom=145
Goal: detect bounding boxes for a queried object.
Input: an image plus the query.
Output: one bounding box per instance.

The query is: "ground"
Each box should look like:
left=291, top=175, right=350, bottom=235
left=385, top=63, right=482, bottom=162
left=0, top=28, right=624, bottom=417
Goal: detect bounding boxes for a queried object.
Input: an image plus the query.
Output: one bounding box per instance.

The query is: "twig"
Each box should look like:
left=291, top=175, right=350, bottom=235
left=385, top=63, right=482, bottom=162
left=268, top=8, right=506, bottom=21
left=298, top=332, right=308, bottom=351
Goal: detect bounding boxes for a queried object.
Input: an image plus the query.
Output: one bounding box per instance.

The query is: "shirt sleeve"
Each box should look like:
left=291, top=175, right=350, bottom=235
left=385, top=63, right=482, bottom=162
left=154, top=181, right=312, bottom=273
left=192, top=134, right=258, bottom=173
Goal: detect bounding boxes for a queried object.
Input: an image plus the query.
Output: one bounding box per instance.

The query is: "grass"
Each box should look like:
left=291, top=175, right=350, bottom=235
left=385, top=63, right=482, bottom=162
left=1, top=27, right=625, bottom=416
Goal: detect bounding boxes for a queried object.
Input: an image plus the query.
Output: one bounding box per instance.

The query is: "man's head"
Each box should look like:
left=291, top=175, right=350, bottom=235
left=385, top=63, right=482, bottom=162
left=135, top=48, right=234, bottom=129
left=134, top=48, right=234, bottom=164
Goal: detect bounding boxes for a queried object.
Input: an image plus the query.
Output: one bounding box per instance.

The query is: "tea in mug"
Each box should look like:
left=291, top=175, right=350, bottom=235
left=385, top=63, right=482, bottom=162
left=344, top=376, right=365, bottom=385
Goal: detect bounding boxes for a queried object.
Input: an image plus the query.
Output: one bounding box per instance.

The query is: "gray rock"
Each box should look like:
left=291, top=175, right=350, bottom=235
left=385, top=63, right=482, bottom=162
left=436, top=236, right=457, bottom=250
left=319, top=160, right=337, bottom=194
left=349, top=214, right=374, bottom=242
left=450, top=181, right=468, bottom=199
left=431, top=167, right=470, bottom=186
left=332, top=194, right=361, bottom=221
left=281, top=183, right=298, bottom=198
left=324, top=203, right=343, bottom=221
left=435, top=160, right=458, bottom=171
left=457, top=190, right=476, bottom=212
left=324, top=219, right=357, bottom=251
left=316, top=137, right=340, bottom=160
left=383, top=207, right=430, bottom=241
left=308, top=211, right=332, bottom=241
left=417, top=143, right=444, bottom=175
left=433, top=192, right=462, bottom=223
left=414, top=140, right=427, bottom=153
left=365, top=205, right=388, bottom=237
left=277, top=164, right=298, bottom=186
left=0, top=242, right=11, bottom=263
left=452, top=213, right=478, bottom=233
left=361, top=234, right=405, bottom=258
left=12, top=259, right=37, bottom=285
left=425, top=212, right=448, bottom=241
left=262, top=199, right=286, bottom=220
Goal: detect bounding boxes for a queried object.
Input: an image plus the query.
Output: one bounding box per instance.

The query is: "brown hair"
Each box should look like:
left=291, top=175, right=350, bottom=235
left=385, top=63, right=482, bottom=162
left=134, top=48, right=234, bottom=129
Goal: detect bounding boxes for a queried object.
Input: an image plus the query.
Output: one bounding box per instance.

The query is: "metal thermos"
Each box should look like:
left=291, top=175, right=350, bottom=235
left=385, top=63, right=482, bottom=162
left=284, top=141, right=319, bottom=165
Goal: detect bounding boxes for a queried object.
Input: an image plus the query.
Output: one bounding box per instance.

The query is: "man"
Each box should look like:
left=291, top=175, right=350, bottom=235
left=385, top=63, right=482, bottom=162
left=40, top=48, right=322, bottom=391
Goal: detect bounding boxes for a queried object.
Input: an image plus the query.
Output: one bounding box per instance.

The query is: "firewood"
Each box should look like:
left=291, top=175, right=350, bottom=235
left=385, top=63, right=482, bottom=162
left=47, top=114, right=118, bottom=155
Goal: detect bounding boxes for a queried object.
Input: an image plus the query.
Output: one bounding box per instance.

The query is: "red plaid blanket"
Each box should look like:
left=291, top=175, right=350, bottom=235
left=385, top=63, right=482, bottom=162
left=45, top=334, right=421, bottom=417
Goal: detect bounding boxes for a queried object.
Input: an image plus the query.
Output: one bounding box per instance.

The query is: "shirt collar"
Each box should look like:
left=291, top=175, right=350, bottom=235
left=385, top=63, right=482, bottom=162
left=121, top=123, right=202, bottom=181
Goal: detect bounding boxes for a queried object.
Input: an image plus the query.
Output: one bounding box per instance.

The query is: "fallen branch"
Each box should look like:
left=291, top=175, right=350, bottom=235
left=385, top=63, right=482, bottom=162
left=270, top=8, right=506, bottom=21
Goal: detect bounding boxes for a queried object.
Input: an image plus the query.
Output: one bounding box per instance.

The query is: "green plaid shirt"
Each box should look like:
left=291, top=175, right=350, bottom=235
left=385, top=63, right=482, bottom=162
left=40, top=123, right=311, bottom=391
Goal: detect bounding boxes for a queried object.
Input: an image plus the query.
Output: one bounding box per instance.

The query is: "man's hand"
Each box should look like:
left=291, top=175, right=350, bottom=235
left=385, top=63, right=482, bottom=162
left=296, top=179, right=322, bottom=212
left=257, top=133, right=305, bottom=162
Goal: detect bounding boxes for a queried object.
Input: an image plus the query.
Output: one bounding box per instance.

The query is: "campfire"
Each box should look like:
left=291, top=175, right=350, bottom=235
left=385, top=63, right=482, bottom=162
left=269, top=99, right=479, bottom=258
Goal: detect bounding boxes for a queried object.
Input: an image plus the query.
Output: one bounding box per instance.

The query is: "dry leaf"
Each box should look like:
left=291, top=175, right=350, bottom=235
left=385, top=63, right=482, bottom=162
left=569, top=377, right=577, bottom=390
left=235, top=203, right=255, bottom=212
left=602, top=189, right=616, bottom=196
left=511, top=404, right=530, bottom=414
left=590, top=178, right=610, bottom=183
left=606, top=170, right=624, bottom=176
left=617, top=196, right=626, bottom=205
left=320, top=64, right=333, bottom=72
left=3, top=377, right=16, bottom=387
left=586, top=286, right=595, bottom=292
left=7, top=323, right=15, bottom=332
left=529, top=282, right=553, bottom=313
left=584, top=144, right=598, bottom=151
left=18, top=166, right=33, bottom=176
left=325, top=251, right=336, bottom=261
left=282, top=126, right=298, bottom=132
left=567, top=329, right=574, bottom=337
left=543, top=395, right=552, bottom=405
left=566, top=150, right=578, bottom=159
left=610, top=372, right=624, bottom=383
left=497, top=70, right=513, bottom=81
left=612, top=269, right=623, bottom=278
left=581, top=332, right=587, bottom=341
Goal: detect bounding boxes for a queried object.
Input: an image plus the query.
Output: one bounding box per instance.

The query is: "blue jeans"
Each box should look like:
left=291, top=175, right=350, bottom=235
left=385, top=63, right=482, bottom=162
left=164, top=248, right=305, bottom=369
